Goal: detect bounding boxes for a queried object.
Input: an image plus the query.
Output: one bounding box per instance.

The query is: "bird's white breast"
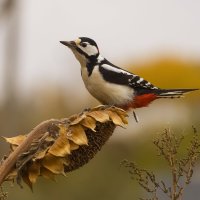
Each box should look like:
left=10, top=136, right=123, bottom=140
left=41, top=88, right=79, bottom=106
left=81, top=66, right=134, bottom=105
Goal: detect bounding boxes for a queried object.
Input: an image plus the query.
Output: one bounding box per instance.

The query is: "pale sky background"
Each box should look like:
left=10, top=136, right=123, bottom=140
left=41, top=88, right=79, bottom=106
left=0, top=0, right=200, bottom=101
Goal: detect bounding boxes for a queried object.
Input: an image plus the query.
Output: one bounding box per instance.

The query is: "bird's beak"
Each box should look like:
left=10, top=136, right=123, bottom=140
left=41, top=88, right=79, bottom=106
left=60, top=41, right=76, bottom=48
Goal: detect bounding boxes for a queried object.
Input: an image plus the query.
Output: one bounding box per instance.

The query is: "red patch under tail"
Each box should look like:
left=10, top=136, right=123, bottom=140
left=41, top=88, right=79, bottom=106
left=120, top=94, right=157, bottom=111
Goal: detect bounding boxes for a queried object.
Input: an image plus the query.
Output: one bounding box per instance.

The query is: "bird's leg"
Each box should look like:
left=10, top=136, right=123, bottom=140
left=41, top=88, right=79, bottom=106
left=133, top=110, right=139, bottom=123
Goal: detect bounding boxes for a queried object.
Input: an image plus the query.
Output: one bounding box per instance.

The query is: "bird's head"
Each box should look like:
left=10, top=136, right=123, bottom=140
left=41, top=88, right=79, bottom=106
left=60, top=37, right=99, bottom=65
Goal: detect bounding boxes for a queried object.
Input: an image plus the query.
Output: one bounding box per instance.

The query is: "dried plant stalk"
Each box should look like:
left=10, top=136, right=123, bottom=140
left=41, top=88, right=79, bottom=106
left=122, top=128, right=200, bottom=200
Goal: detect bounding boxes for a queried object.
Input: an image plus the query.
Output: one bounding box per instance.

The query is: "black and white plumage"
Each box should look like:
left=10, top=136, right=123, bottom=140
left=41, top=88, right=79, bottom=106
left=60, top=37, right=198, bottom=111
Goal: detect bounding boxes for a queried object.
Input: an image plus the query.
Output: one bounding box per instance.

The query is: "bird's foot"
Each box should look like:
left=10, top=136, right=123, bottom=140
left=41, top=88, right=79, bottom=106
left=93, top=104, right=115, bottom=110
left=81, top=107, right=91, bottom=114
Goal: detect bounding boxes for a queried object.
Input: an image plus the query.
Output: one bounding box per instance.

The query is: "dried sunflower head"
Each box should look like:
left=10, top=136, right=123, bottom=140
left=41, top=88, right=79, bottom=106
left=2, top=106, right=128, bottom=188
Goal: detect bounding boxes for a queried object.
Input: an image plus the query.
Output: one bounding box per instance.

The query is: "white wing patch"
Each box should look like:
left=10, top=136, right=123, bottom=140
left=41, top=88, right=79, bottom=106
left=101, top=64, right=133, bottom=76
left=136, top=78, right=144, bottom=83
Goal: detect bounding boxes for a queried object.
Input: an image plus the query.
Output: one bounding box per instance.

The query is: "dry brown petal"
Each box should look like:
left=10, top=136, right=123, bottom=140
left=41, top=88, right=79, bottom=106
left=41, top=153, right=65, bottom=174
left=48, top=126, right=71, bottom=157
left=63, top=157, right=70, bottom=166
left=69, top=141, right=80, bottom=151
left=40, top=167, right=55, bottom=181
left=106, top=110, right=124, bottom=126
left=33, top=149, right=48, bottom=161
left=118, top=114, right=128, bottom=124
left=45, top=136, right=55, bottom=142
left=108, top=107, right=128, bottom=116
left=2, top=135, right=26, bottom=146
left=87, top=111, right=110, bottom=123
left=10, top=144, right=18, bottom=151
left=68, top=124, right=88, bottom=145
left=70, top=114, right=86, bottom=125
left=81, top=116, right=96, bottom=131
left=109, top=107, right=128, bottom=124
left=22, top=173, right=33, bottom=190
left=28, top=161, right=40, bottom=184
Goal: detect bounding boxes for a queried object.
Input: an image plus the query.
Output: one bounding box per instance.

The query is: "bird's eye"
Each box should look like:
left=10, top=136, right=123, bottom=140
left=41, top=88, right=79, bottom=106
left=80, top=42, right=87, bottom=47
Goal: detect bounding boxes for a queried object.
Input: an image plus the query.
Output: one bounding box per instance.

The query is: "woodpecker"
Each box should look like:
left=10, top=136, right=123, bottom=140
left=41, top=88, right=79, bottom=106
left=60, top=37, right=198, bottom=117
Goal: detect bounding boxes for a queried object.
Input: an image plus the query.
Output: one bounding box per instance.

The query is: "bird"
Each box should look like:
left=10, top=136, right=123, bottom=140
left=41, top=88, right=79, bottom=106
left=60, top=37, right=198, bottom=121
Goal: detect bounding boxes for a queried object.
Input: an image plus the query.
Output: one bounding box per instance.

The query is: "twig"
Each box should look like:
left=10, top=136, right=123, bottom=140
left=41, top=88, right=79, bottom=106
left=122, top=128, right=200, bottom=200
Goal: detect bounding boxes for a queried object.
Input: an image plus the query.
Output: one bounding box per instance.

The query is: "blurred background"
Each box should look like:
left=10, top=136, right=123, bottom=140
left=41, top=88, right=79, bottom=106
left=0, top=0, right=200, bottom=199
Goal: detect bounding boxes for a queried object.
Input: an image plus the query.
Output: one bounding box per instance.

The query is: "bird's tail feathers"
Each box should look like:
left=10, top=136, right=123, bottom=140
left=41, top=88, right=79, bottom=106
left=155, top=88, right=198, bottom=98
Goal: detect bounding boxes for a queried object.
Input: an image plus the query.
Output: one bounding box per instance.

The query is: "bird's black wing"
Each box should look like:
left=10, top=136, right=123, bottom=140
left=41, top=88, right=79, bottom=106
left=99, top=60, right=158, bottom=93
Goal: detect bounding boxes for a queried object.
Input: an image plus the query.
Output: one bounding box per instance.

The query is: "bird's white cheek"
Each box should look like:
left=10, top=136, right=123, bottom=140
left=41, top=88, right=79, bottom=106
left=79, top=45, right=98, bottom=56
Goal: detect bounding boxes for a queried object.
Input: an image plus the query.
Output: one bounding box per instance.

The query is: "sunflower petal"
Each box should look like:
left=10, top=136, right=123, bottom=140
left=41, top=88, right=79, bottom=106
left=42, top=153, right=65, bottom=174
left=22, top=173, right=33, bottom=190
left=68, top=124, right=88, bottom=145
left=33, top=149, right=48, bottom=161
left=40, top=167, right=55, bottom=181
left=48, top=127, right=71, bottom=157
left=69, top=141, right=80, bottom=151
left=106, top=110, right=124, bottom=126
left=28, top=161, right=40, bottom=184
left=108, top=107, right=128, bottom=124
left=81, top=116, right=96, bottom=131
left=87, top=111, right=110, bottom=123
left=2, top=135, right=26, bottom=146
left=70, top=114, right=86, bottom=125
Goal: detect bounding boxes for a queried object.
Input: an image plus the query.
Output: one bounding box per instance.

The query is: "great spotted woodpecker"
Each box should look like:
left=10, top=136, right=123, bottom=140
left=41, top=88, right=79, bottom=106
left=60, top=37, right=198, bottom=119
